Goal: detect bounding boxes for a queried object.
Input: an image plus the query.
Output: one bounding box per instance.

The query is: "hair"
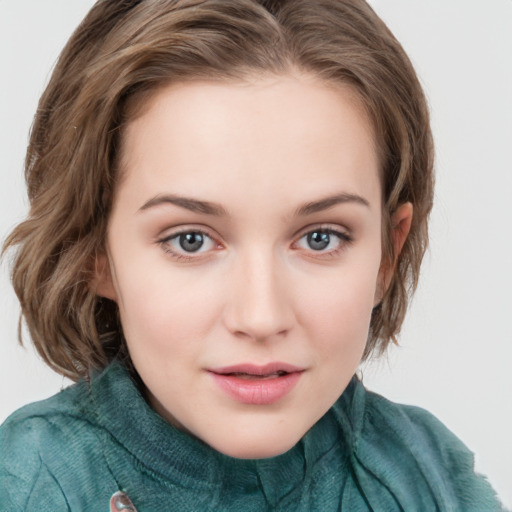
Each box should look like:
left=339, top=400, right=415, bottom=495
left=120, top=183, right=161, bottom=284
left=3, top=0, right=434, bottom=381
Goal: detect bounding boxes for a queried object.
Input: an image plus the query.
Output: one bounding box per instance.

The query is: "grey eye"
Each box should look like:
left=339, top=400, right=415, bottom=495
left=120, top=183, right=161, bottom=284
left=161, top=229, right=216, bottom=258
left=296, top=228, right=350, bottom=254
left=178, top=232, right=204, bottom=252
left=307, top=231, right=331, bottom=251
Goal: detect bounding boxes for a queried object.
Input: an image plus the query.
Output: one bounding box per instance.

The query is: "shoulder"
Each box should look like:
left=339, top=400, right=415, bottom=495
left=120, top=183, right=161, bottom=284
left=363, top=388, right=469, bottom=456
left=354, top=384, right=504, bottom=511
left=1, top=379, right=95, bottom=455
left=0, top=381, right=110, bottom=511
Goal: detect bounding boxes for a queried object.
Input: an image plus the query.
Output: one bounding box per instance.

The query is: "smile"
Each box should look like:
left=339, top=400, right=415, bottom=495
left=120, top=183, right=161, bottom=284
left=208, top=363, right=304, bottom=405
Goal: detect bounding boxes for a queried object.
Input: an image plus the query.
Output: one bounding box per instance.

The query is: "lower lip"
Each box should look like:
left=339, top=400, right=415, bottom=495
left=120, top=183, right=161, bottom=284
left=209, top=371, right=302, bottom=405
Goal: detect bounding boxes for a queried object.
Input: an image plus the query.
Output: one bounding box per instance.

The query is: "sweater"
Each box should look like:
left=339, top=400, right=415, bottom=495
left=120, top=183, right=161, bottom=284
left=0, top=360, right=504, bottom=511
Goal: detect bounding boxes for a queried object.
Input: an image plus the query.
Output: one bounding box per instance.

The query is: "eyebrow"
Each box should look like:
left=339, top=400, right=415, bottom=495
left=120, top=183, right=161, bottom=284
left=138, top=191, right=370, bottom=217
left=139, top=194, right=228, bottom=216
left=295, top=192, right=370, bottom=216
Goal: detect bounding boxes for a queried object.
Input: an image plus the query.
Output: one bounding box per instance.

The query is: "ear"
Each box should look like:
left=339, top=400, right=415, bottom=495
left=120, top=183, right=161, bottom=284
left=93, top=251, right=118, bottom=301
left=375, top=202, right=413, bottom=304
left=390, top=202, right=413, bottom=257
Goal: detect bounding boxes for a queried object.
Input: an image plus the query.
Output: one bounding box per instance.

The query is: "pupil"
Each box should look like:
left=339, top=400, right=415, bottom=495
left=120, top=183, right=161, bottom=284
left=179, top=232, right=204, bottom=252
left=307, top=231, right=330, bottom=250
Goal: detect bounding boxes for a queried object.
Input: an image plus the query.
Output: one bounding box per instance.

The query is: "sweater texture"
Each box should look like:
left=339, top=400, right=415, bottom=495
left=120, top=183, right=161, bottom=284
left=0, top=360, right=504, bottom=511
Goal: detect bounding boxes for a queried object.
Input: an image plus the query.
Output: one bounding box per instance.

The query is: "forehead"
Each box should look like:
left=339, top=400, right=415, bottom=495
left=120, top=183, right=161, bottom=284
left=117, top=74, right=381, bottom=215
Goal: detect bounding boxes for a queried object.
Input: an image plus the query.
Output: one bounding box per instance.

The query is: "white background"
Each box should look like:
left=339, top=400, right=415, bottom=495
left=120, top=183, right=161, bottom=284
left=1, top=0, right=511, bottom=507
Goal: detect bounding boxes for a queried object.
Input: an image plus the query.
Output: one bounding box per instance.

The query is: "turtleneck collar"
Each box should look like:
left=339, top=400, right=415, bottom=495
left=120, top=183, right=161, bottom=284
left=90, top=360, right=355, bottom=507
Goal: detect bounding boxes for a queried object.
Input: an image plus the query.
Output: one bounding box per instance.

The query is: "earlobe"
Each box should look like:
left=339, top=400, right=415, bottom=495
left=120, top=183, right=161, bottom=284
left=93, top=252, right=117, bottom=301
left=375, top=202, right=413, bottom=305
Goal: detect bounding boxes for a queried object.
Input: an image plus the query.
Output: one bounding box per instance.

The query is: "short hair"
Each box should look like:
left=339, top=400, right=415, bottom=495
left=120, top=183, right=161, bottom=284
left=3, top=0, right=434, bottom=381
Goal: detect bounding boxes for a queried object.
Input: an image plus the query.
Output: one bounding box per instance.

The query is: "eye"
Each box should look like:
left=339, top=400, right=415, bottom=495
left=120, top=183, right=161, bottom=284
left=295, top=228, right=351, bottom=254
left=159, top=229, right=218, bottom=259
left=176, top=232, right=207, bottom=252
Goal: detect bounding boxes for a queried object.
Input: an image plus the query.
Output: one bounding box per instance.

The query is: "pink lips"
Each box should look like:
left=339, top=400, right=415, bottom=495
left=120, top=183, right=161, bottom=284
left=208, top=363, right=304, bottom=405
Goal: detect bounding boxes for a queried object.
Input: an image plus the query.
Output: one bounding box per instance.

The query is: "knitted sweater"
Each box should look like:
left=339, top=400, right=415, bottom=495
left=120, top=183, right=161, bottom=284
left=0, top=361, right=504, bottom=511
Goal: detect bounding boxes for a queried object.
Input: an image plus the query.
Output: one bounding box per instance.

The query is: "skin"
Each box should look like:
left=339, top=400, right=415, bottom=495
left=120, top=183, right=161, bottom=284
left=97, top=74, right=412, bottom=459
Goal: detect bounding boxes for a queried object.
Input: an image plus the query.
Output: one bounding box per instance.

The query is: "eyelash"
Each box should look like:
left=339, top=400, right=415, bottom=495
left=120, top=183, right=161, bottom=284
left=293, top=227, right=353, bottom=259
left=158, top=228, right=220, bottom=262
left=157, top=225, right=353, bottom=262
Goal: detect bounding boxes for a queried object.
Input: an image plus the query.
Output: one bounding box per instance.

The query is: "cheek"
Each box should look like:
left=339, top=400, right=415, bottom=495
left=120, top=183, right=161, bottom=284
left=295, top=258, right=380, bottom=356
left=114, top=260, right=224, bottom=354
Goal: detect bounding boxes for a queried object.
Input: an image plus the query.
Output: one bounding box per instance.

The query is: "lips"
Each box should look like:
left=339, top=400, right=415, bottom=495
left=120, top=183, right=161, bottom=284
left=208, top=363, right=304, bottom=405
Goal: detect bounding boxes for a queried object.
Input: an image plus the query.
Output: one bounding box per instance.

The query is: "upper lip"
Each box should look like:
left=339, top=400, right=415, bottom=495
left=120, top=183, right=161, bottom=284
left=208, top=362, right=305, bottom=376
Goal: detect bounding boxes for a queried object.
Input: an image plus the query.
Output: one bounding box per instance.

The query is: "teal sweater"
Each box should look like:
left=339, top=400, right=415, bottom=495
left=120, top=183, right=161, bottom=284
left=0, top=361, right=504, bottom=511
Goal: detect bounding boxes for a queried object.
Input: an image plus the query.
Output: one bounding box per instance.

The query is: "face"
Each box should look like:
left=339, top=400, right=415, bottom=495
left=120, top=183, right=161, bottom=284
left=99, top=74, right=395, bottom=459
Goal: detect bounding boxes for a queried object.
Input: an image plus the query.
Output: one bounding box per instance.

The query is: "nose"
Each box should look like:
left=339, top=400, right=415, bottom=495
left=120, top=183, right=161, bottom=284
left=223, top=250, right=295, bottom=342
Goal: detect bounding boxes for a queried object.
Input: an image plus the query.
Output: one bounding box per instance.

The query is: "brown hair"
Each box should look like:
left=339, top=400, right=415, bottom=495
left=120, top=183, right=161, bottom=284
left=3, top=0, right=434, bottom=380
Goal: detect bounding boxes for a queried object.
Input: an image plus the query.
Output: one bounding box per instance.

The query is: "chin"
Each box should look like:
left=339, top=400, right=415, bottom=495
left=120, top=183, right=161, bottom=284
left=207, top=427, right=304, bottom=460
